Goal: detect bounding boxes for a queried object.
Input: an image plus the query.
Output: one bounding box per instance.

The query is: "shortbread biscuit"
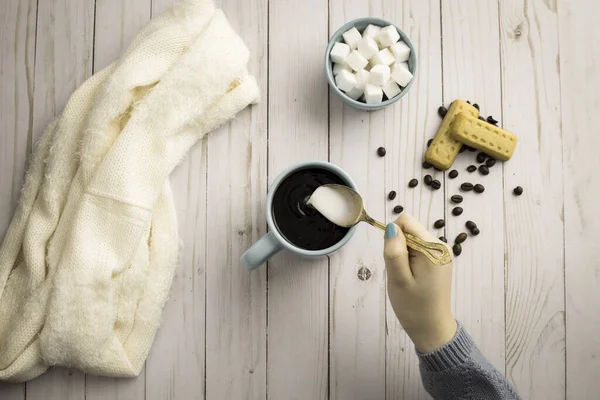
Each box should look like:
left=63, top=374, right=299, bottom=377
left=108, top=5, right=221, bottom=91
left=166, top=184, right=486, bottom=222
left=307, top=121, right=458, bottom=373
left=450, top=113, right=517, bottom=161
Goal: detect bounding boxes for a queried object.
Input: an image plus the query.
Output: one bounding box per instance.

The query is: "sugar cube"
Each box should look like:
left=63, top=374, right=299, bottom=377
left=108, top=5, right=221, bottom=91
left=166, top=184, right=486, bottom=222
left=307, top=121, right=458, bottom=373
left=370, top=48, right=395, bottom=66
left=370, top=64, right=390, bottom=86
left=357, top=36, right=379, bottom=60
left=382, top=79, right=401, bottom=99
left=391, top=63, right=414, bottom=87
left=333, top=62, right=352, bottom=76
left=342, top=27, right=362, bottom=50
left=362, top=24, right=382, bottom=39
left=345, top=86, right=364, bottom=100
left=330, top=42, right=350, bottom=64
left=364, top=84, right=383, bottom=104
left=346, top=50, right=368, bottom=71
left=335, top=69, right=357, bottom=92
left=354, top=69, right=370, bottom=89
left=377, top=25, right=400, bottom=48
left=389, top=41, right=411, bottom=62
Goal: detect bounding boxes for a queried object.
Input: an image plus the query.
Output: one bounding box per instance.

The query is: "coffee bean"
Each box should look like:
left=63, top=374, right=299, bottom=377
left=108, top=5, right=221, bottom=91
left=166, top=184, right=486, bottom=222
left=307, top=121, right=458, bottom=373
left=431, top=180, right=441, bottom=190
left=438, top=106, right=448, bottom=118
left=459, top=146, right=467, bottom=153
left=427, top=138, right=433, bottom=147
left=486, top=158, right=496, bottom=168
left=377, top=147, right=386, bottom=157
left=388, top=190, right=397, bottom=200
left=393, top=205, right=404, bottom=214
left=471, top=227, right=480, bottom=236
left=513, top=186, right=523, bottom=196
left=448, top=169, right=458, bottom=179
left=424, top=174, right=433, bottom=185
left=477, top=152, right=486, bottom=163
left=408, top=178, right=419, bottom=188
left=473, top=103, right=480, bottom=111
left=452, top=207, right=463, bottom=216
left=451, top=195, right=463, bottom=204
left=474, top=184, right=485, bottom=193
left=487, top=116, right=498, bottom=125
left=423, top=161, right=433, bottom=169
left=466, top=220, right=477, bottom=230
left=434, top=219, right=445, bottom=229
left=434, top=166, right=443, bottom=172
left=479, top=165, right=490, bottom=175
left=461, top=182, right=474, bottom=191
left=466, top=100, right=471, bottom=104
left=467, top=165, right=477, bottom=173
left=439, top=236, right=448, bottom=243
left=455, top=232, right=468, bottom=244
left=452, top=243, right=462, bottom=256
left=466, top=146, right=477, bottom=152
left=478, top=116, right=485, bottom=121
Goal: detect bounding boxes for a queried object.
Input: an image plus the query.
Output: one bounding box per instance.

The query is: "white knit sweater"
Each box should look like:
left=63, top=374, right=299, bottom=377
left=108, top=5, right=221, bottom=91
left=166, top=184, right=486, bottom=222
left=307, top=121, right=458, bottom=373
left=0, top=0, right=259, bottom=382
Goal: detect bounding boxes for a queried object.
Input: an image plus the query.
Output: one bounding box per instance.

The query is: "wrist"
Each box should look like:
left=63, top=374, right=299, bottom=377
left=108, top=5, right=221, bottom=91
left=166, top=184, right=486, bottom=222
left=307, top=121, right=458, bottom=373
left=409, top=317, right=457, bottom=353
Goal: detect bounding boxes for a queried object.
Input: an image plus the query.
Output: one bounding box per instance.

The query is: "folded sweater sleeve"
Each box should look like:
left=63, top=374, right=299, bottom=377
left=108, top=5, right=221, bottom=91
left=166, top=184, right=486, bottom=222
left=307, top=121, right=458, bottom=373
left=417, top=322, right=520, bottom=400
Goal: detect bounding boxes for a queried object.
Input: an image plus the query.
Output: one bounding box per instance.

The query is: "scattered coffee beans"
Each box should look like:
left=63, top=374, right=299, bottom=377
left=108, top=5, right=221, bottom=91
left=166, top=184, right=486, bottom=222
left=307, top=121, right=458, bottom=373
left=408, top=178, right=419, bottom=188
left=477, top=152, right=486, bottom=163
left=485, top=158, right=496, bottom=168
left=473, top=103, right=480, bottom=111
left=427, top=139, right=433, bottom=147
left=513, top=186, right=523, bottom=196
left=479, top=165, right=490, bottom=175
left=466, top=146, right=477, bottom=152
left=478, top=116, right=485, bottom=121
left=455, top=232, right=468, bottom=244
left=474, top=184, right=485, bottom=193
left=461, top=182, right=474, bottom=191
left=439, top=236, right=448, bottom=243
left=434, top=166, right=443, bottom=172
left=451, top=195, right=463, bottom=204
left=452, top=243, right=462, bottom=256
left=431, top=180, right=441, bottom=190
left=377, top=147, right=386, bottom=157
left=424, top=174, right=433, bottom=185
left=465, top=220, right=477, bottom=230
left=466, top=100, right=471, bottom=104
left=452, top=207, right=463, bottom=216
left=388, top=190, right=397, bottom=200
left=471, top=227, right=480, bottom=236
left=423, top=161, right=433, bottom=169
left=434, top=219, right=445, bottom=229
left=467, top=165, right=477, bottom=173
left=438, top=106, right=448, bottom=118
left=448, top=169, right=459, bottom=179
left=459, top=146, right=467, bottom=154
left=393, top=205, right=404, bottom=214
left=487, top=116, right=498, bottom=125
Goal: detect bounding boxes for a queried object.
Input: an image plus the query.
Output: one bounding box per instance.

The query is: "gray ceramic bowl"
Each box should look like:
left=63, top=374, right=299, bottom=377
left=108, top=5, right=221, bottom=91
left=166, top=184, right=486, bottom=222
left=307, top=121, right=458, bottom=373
left=325, top=17, right=417, bottom=111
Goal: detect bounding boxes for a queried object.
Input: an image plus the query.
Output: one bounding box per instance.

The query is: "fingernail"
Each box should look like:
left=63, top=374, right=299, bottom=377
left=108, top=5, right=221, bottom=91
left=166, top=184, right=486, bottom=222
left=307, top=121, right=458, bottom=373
left=385, top=223, right=398, bottom=239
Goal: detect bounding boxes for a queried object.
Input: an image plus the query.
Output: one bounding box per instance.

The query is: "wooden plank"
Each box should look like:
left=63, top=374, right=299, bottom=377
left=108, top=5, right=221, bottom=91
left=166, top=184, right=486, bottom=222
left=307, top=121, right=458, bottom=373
left=204, top=0, right=268, bottom=399
left=558, top=0, right=600, bottom=398
left=25, top=0, right=95, bottom=396
left=143, top=1, right=206, bottom=399
left=328, top=1, right=386, bottom=398
left=85, top=0, right=151, bottom=398
left=499, top=0, right=565, bottom=398
left=266, top=0, right=329, bottom=398
left=382, top=1, right=444, bottom=398
left=440, top=0, right=505, bottom=374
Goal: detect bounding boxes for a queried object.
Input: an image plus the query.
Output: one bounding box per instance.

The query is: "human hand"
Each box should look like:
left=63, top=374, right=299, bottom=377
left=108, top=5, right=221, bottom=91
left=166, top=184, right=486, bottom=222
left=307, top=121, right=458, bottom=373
left=384, top=213, right=457, bottom=353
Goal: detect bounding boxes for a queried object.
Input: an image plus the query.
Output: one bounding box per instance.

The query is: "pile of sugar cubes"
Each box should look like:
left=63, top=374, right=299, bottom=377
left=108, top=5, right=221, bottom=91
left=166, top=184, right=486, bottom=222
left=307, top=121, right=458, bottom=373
left=330, top=24, right=413, bottom=104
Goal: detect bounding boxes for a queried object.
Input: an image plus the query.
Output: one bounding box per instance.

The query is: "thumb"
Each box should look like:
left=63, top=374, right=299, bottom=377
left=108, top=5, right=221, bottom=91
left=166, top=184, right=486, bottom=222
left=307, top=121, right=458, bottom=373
left=384, top=223, right=414, bottom=284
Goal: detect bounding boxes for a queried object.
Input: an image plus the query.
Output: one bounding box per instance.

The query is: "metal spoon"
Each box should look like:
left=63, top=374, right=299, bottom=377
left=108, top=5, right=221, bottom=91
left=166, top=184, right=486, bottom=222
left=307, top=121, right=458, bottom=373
left=308, top=184, right=452, bottom=266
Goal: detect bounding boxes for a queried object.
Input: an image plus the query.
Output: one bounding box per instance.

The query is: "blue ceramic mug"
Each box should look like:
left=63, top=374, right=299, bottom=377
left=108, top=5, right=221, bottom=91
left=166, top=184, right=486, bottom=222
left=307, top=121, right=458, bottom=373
left=241, top=161, right=358, bottom=270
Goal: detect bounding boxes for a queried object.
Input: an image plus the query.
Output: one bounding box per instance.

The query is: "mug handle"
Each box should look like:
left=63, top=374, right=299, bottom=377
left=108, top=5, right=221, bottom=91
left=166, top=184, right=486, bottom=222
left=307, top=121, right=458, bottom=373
left=241, top=231, right=283, bottom=270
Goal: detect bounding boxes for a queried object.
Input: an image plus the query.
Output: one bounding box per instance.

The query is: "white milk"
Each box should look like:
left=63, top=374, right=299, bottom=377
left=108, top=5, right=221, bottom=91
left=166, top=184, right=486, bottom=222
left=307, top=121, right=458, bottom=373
left=307, top=185, right=361, bottom=227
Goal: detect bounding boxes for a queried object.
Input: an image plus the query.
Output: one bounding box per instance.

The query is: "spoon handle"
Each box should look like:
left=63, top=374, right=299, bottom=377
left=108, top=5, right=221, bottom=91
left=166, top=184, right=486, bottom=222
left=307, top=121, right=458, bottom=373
left=363, top=216, right=452, bottom=266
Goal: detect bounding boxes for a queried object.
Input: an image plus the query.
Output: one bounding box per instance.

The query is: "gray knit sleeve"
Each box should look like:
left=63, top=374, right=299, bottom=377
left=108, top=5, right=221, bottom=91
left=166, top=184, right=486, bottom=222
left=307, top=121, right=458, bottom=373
left=417, top=322, right=520, bottom=400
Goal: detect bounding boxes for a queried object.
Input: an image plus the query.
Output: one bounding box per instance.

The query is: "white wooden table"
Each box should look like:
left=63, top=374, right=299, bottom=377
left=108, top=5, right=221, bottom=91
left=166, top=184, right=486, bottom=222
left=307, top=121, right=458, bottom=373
left=1, top=0, right=599, bottom=399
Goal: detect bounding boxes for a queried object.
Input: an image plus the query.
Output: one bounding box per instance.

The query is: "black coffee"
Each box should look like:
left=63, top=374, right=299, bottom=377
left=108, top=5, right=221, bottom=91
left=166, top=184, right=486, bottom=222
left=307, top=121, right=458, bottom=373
left=272, top=167, right=350, bottom=251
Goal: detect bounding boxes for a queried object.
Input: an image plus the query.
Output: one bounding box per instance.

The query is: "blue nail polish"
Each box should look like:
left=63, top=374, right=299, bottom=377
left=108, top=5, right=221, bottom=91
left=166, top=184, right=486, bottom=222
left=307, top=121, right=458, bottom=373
left=385, top=223, right=398, bottom=239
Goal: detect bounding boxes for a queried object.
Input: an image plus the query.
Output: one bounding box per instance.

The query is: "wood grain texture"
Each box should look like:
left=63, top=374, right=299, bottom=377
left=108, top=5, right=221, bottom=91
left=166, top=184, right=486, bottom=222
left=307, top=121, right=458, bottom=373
left=85, top=0, right=152, bottom=398
left=266, top=0, right=330, bottom=399
left=558, top=0, right=600, bottom=398
left=440, top=0, right=505, bottom=373
left=499, top=0, right=565, bottom=398
left=24, top=0, right=95, bottom=397
left=328, top=1, right=386, bottom=398
left=382, top=0, right=444, bottom=399
left=204, top=0, right=268, bottom=398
